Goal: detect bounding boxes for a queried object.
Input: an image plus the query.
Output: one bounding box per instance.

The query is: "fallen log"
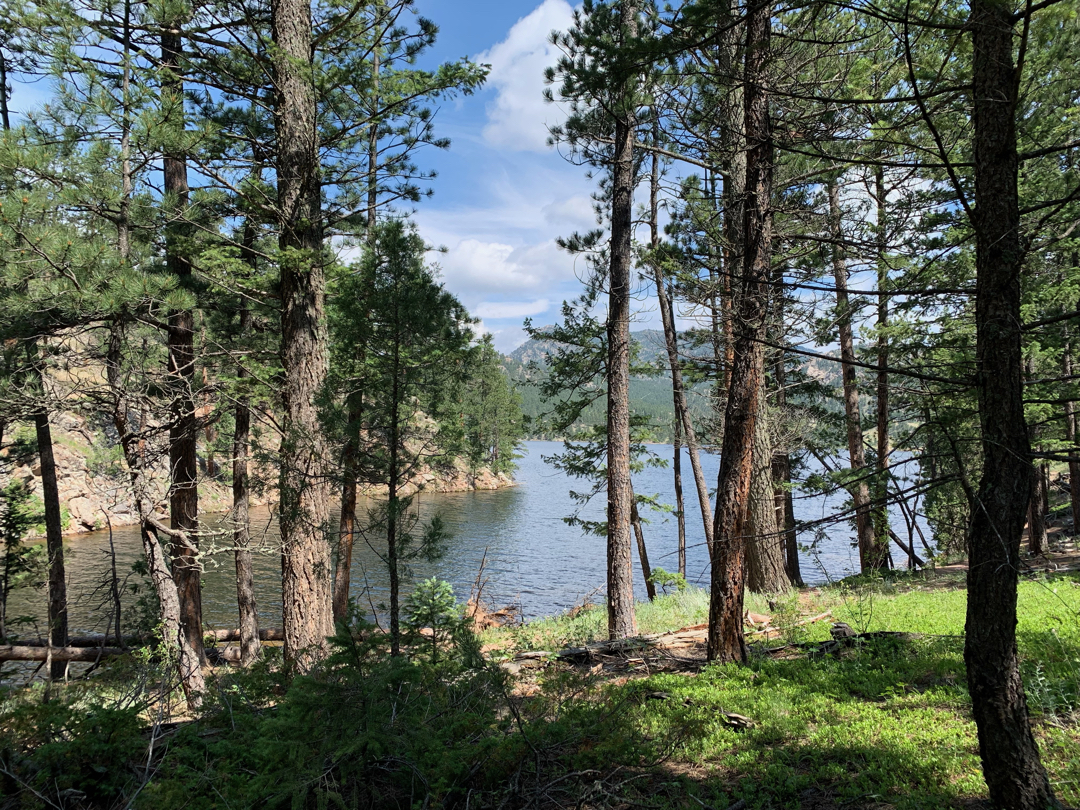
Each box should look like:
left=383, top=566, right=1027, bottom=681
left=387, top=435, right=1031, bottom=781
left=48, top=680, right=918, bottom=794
left=205, top=628, right=284, bottom=643
left=746, top=610, right=832, bottom=638
left=11, top=628, right=286, bottom=649
left=0, top=645, right=127, bottom=662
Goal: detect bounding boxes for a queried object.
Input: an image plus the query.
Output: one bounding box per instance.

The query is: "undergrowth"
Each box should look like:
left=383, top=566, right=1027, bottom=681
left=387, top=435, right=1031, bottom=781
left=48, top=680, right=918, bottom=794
left=0, top=574, right=1076, bottom=809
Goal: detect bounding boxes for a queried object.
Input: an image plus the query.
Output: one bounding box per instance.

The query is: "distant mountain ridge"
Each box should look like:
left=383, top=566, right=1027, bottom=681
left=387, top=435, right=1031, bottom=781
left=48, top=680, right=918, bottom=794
left=502, top=328, right=845, bottom=441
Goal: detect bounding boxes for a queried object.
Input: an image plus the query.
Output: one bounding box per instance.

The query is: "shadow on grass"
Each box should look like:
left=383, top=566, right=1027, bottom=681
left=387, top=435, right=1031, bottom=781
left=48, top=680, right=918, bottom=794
left=3, top=633, right=1075, bottom=809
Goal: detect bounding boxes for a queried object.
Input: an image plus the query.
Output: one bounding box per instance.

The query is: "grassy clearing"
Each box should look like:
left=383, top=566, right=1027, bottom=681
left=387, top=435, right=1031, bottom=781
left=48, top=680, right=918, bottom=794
left=489, top=572, right=1080, bottom=808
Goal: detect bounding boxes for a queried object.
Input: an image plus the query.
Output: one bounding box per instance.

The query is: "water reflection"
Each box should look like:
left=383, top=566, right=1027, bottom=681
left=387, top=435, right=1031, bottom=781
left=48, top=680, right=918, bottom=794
left=9, top=441, right=918, bottom=636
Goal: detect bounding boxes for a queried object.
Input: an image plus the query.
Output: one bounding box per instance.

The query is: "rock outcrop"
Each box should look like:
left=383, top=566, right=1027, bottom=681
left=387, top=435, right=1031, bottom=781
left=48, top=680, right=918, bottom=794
left=3, top=411, right=514, bottom=537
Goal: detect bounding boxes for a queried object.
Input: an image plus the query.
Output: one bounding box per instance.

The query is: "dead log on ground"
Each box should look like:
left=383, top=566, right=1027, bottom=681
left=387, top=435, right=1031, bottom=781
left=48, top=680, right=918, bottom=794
left=0, top=645, right=127, bottom=662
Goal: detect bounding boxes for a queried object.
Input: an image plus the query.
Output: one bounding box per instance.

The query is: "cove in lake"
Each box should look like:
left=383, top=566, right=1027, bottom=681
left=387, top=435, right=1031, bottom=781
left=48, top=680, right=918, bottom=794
left=12, top=441, right=922, bottom=636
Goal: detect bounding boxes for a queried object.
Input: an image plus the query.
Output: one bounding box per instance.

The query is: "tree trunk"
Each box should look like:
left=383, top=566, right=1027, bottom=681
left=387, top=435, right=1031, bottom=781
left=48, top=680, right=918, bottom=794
left=873, top=164, right=891, bottom=550
left=630, top=485, right=655, bottom=601
left=29, top=357, right=67, bottom=682
left=653, top=262, right=715, bottom=560
left=771, top=276, right=802, bottom=587
left=272, top=0, right=334, bottom=668
left=827, top=177, right=887, bottom=572
left=232, top=279, right=260, bottom=665
left=707, top=0, right=771, bottom=664
left=334, top=21, right=381, bottom=627
left=108, top=322, right=204, bottom=708
left=388, top=346, right=402, bottom=656
left=161, top=23, right=205, bottom=665
left=605, top=0, right=638, bottom=640
left=966, top=1, right=1058, bottom=805
left=745, top=392, right=788, bottom=593
left=673, top=412, right=686, bottom=578
left=1027, top=463, right=1047, bottom=556
left=334, top=416, right=359, bottom=624
left=1064, top=327, right=1080, bottom=536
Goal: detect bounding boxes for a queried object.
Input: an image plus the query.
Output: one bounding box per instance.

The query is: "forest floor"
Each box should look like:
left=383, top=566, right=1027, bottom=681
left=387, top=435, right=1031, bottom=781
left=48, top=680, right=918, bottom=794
left=475, top=555, right=1080, bottom=809
left=2, top=552, right=1077, bottom=809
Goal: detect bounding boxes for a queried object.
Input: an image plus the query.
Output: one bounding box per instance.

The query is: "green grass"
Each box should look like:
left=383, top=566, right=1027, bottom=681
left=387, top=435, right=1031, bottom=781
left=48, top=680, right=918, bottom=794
left=489, top=573, right=1080, bottom=808
left=500, top=587, right=784, bottom=652
left=4, top=573, right=1077, bottom=809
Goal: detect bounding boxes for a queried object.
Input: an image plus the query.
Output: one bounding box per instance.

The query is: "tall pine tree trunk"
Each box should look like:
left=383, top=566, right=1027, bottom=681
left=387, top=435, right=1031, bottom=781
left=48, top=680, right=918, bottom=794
left=161, top=21, right=205, bottom=666
left=708, top=0, right=771, bottom=664
left=108, top=322, right=204, bottom=707
left=1027, top=470, right=1047, bottom=556
left=605, top=0, right=638, bottom=640
left=771, top=264, right=801, bottom=587
left=827, top=177, right=887, bottom=572
left=273, top=0, right=334, bottom=667
left=673, top=409, right=686, bottom=577
left=9, top=92, right=67, bottom=679
left=873, top=164, right=891, bottom=549
left=334, top=31, right=380, bottom=625
left=232, top=227, right=260, bottom=664
left=1064, top=323, right=1080, bottom=536
left=649, top=149, right=714, bottom=558
left=31, top=362, right=67, bottom=682
left=966, top=1, right=1058, bottom=804
left=629, top=483, right=655, bottom=601
left=745, top=388, right=788, bottom=593
left=388, top=345, right=402, bottom=656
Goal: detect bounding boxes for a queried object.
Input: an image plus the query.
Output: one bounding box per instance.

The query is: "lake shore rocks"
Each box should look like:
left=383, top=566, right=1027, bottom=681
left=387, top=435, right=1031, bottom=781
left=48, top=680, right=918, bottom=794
left=3, top=412, right=514, bottom=538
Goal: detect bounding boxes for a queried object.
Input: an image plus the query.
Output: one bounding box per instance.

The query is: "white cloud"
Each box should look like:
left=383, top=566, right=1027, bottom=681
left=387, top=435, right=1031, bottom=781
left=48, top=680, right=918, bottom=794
left=433, top=237, right=578, bottom=300
left=542, top=195, right=596, bottom=229
left=476, top=299, right=550, bottom=319
left=477, top=0, right=575, bottom=152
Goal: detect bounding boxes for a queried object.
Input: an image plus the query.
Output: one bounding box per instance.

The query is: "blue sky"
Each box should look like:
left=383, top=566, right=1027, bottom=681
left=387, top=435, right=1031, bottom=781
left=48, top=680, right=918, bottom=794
left=8, top=0, right=633, bottom=352
left=404, top=0, right=601, bottom=351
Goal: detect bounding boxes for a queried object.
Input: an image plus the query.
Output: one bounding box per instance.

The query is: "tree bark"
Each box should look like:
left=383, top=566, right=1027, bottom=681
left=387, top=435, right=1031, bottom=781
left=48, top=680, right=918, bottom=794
left=673, top=411, right=687, bottom=578
left=1064, top=326, right=1080, bottom=536
left=108, top=322, right=204, bottom=708
left=334, top=415, right=359, bottom=624
left=1027, top=464, right=1047, bottom=556
left=745, top=391, right=788, bottom=593
left=707, top=0, right=771, bottom=664
left=966, top=1, right=1058, bottom=805
left=648, top=122, right=688, bottom=577
left=29, top=356, right=67, bottom=682
left=273, top=0, right=334, bottom=668
left=388, top=340, right=402, bottom=656
left=629, top=485, right=655, bottom=601
left=334, top=22, right=381, bottom=626
left=771, top=271, right=802, bottom=587
left=232, top=282, right=260, bottom=666
left=605, top=0, right=638, bottom=640
left=653, top=261, right=715, bottom=559
left=873, top=164, right=891, bottom=550
left=827, top=177, right=887, bottom=572
left=161, top=22, right=205, bottom=665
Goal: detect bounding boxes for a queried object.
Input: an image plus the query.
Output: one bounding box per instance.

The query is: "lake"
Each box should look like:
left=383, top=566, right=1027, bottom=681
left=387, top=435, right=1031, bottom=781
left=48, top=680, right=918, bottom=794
left=10, top=441, right=921, bottom=637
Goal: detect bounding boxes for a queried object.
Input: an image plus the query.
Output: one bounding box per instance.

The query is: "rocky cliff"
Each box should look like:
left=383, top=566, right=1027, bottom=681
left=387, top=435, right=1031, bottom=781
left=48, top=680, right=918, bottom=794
left=2, top=411, right=513, bottom=537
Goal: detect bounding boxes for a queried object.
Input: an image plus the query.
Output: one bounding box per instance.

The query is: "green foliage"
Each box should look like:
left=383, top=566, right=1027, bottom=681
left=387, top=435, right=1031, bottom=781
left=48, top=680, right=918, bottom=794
left=455, top=335, right=525, bottom=476
left=0, top=479, right=44, bottom=642
left=402, top=577, right=471, bottom=666
left=0, top=694, right=146, bottom=806
left=647, top=566, right=687, bottom=594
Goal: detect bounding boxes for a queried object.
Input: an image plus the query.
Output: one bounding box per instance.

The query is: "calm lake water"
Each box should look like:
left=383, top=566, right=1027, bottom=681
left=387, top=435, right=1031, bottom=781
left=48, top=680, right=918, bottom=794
left=11, top=441, right=922, bottom=636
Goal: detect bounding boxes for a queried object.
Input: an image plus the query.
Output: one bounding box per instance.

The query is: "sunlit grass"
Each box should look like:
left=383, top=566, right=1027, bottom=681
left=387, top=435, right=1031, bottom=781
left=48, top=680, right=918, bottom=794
left=486, top=571, right=1080, bottom=808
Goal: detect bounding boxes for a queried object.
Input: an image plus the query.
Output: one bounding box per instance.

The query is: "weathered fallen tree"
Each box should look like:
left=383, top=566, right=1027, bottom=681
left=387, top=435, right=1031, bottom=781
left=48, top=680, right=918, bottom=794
left=7, top=628, right=286, bottom=651
left=0, top=645, right=127, bottom=662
